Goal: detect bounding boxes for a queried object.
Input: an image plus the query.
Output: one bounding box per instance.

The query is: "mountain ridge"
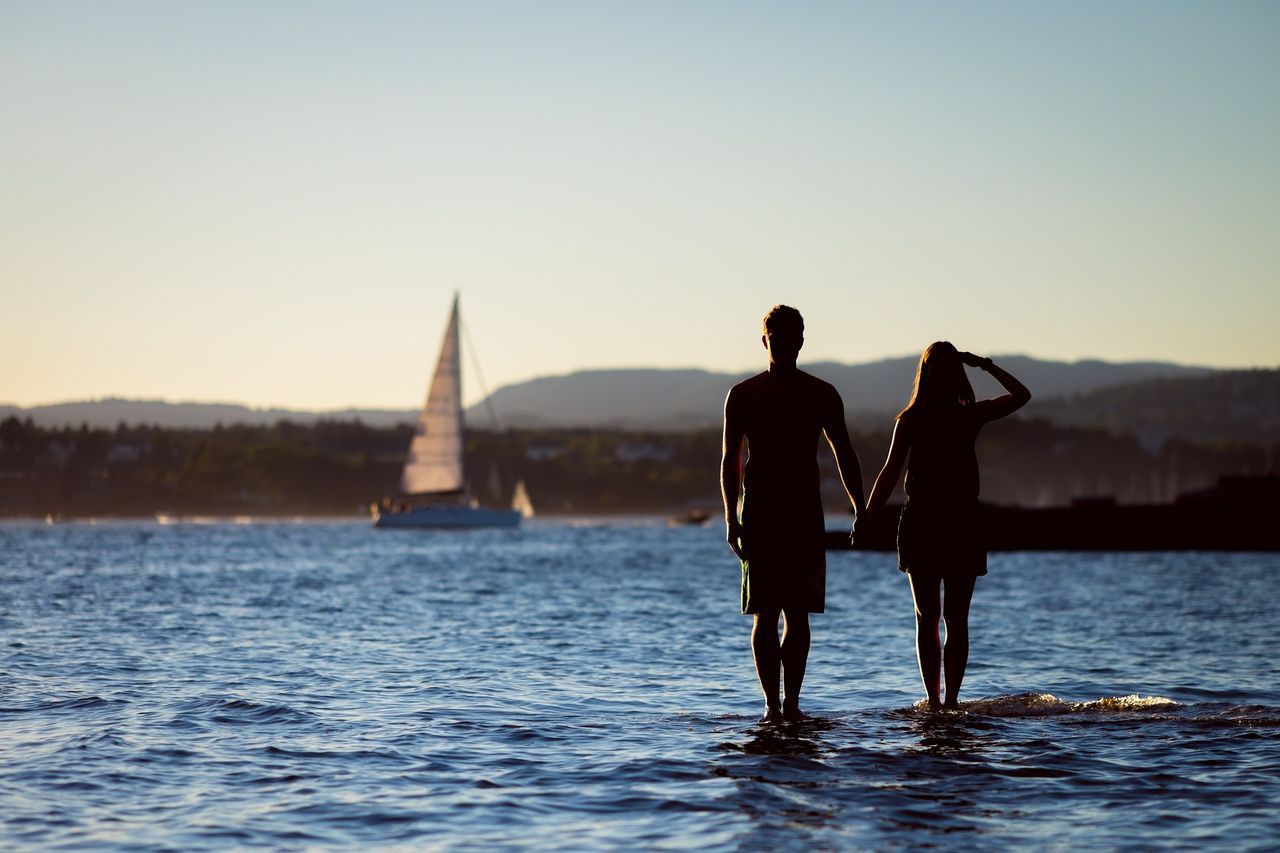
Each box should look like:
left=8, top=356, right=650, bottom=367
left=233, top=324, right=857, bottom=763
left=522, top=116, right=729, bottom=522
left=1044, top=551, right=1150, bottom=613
left=0, top=350, right=1218, bottom=427
left=464, top=355, right=1217, bottom=429
left=3, top=356, right=1263, bottom=441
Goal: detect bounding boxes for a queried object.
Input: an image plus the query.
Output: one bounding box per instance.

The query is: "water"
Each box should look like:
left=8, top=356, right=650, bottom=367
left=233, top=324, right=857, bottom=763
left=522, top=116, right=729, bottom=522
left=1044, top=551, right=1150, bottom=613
left=2, top=520, right=1278, bottom=849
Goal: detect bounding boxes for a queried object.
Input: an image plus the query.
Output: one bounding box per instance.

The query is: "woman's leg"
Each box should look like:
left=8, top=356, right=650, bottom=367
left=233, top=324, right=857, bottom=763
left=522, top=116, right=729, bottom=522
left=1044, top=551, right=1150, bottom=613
left=908, top=574, right=943, bottom=708
left=941, top=575, right=977, bottom=708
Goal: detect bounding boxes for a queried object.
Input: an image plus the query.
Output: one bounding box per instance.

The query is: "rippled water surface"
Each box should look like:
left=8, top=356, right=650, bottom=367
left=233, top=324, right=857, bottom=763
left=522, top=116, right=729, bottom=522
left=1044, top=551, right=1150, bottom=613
left=2, top=520, right=1278, bottom=848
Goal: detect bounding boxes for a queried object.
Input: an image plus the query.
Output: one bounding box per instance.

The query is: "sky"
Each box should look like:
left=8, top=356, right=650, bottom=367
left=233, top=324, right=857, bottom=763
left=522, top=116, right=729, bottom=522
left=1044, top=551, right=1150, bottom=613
left=2, top=1, right=1278, bottom=409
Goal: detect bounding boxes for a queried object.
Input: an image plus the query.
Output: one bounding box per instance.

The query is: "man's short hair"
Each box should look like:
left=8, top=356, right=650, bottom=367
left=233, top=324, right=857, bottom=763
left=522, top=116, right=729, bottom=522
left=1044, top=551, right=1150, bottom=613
left=762, top=304, right=804, bottom=337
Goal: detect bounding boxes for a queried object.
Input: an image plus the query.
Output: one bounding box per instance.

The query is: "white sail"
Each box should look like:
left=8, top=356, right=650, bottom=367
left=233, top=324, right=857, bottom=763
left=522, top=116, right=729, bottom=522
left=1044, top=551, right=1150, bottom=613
left=399, top=296, right=466, bottom=496
left=511, top=480, right=535, bottom=518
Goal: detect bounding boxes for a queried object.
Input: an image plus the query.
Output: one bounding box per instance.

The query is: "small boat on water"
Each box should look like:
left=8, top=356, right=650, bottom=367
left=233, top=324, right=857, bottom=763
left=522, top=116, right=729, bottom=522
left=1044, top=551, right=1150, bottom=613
left=373, top=295, right=522, bottom=530
left=667, top=508, right=711, bottom=527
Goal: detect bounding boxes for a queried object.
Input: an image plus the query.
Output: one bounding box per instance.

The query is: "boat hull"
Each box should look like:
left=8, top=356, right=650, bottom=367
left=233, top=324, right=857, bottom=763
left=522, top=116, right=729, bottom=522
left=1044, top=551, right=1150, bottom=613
left=373, top=505, right=521, bottom=529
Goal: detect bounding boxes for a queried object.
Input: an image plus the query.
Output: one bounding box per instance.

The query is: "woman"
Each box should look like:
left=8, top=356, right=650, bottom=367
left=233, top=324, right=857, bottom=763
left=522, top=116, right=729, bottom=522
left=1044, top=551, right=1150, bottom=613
left=865, top=343, right=1030, bottom=709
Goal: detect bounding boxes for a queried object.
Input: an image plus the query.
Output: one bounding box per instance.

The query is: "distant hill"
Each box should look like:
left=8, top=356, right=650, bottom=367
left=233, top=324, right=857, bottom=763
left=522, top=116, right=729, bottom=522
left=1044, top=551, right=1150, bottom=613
left=0, top=399, right=417, bottom=430
left=462, top=355, right=1215, bottom=429
left=1, top=356, right=1248, bottom=438
left=1030, top=368, right=1280, bottom=448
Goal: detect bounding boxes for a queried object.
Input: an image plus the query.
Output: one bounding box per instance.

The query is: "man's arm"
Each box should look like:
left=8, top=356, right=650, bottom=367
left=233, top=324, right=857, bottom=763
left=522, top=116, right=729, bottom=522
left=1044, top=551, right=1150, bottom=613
left=821, top=387, right=866, bottom=516
left=720, top=386, right=747, bottom=560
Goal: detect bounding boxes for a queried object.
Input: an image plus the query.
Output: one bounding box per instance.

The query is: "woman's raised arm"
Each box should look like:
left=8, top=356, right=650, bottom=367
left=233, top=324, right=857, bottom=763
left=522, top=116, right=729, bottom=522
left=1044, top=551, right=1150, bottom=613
left=962, top=353, right=1031, bottom=422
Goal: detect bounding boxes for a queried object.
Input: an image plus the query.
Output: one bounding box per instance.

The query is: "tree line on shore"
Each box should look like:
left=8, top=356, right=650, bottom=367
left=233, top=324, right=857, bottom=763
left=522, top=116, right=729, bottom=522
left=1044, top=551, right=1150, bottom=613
left=0, top=415, right=1273, bottom=518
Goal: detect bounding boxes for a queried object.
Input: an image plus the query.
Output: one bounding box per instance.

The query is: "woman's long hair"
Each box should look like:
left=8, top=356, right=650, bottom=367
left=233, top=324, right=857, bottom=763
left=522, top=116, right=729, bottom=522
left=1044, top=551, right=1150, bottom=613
left=896, top=341, right=975, bottom=420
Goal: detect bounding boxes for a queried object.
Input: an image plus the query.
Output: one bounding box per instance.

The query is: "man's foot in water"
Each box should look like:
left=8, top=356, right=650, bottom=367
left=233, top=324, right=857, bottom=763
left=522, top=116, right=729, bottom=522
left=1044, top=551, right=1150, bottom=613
left=760, top=705, right=783, bottom=724
left=782, top=703, right=807, bottom=723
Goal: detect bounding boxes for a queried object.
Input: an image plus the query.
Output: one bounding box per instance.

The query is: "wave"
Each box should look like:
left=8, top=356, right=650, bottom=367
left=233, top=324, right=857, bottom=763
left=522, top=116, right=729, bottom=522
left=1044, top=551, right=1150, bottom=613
left=899, top=692, right=1280, bottom=726
left=956, top=692, right=1180, bottom=717
left=172, top=696, right=320, bottom=726
left=0, top=695, right=125, bottom=714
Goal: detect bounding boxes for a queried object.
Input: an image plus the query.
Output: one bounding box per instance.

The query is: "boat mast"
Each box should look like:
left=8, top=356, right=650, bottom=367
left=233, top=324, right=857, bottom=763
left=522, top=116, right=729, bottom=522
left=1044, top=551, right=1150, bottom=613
left=450, top=293, right=468, bottom=502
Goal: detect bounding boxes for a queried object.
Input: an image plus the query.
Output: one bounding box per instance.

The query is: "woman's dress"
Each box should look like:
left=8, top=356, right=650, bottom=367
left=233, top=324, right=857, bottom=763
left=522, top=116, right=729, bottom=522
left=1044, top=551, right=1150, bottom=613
left=896, top=404, right=988, bottom=578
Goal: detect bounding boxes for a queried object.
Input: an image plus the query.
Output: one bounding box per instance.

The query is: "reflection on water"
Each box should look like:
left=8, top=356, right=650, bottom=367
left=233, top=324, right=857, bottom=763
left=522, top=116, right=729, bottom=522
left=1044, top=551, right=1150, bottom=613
left=906, top=708, right=996, bottom=756
left=729, top=715, right=838, bottom=757
left=712, top=717, right=843, bottom=839
left=710, top=711, right=1005, bottom=843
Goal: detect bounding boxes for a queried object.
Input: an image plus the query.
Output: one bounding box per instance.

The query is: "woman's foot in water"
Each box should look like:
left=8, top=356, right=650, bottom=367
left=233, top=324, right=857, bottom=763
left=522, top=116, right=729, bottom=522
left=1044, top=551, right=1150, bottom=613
left=760, top=705, right=784, bottom=724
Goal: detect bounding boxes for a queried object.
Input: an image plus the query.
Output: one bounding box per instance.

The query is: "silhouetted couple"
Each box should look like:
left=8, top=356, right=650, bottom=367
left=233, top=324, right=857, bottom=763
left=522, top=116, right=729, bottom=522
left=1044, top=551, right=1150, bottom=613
left=721, top=306, right=1030, bottom=722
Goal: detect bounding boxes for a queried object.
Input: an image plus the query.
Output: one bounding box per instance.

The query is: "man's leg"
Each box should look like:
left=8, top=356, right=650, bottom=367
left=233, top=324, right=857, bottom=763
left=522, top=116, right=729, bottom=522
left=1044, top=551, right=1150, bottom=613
left=751, top=607, right=782, bottom=722
left=780, top=607, right=811, bottom=721
left=908, top=574, right=943, bottom=709
left=941, top=575, right=977, bottom=709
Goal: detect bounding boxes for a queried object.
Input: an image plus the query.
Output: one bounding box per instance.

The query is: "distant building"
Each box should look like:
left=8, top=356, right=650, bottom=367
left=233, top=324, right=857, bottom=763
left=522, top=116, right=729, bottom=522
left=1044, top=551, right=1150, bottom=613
left=106, top=443, right=144, bottom=464
left=43, top=440, right=74, bottom=469
left=525, top=443, right=567, bottom=461
left=615, top=442, right=674, bottom=463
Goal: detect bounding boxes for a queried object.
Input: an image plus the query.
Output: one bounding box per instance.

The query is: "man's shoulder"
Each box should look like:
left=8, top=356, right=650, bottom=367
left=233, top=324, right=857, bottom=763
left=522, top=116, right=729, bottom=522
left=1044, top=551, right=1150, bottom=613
left=795, top=370, right=841, bottom=400
left=729, top=372, right=770, bottom=395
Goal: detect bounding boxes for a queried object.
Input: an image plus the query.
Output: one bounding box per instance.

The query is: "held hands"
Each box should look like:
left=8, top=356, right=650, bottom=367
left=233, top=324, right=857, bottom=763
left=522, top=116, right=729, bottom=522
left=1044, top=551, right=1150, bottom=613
left=960, top=351, right=992, bottom=370
left=726, top=520, right=747, bottom=560
left=849, top=509, right=869, bottom=548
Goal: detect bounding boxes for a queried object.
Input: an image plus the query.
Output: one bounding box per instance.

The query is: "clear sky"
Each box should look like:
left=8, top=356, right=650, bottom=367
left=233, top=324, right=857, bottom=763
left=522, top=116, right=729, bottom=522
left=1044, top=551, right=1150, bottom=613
left=2, top=1, right=1277, bottom=409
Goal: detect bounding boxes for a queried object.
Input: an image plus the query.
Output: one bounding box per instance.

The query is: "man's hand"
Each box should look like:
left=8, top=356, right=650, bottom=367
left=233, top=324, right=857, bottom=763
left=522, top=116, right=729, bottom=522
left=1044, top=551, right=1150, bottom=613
left=726, top=520, right=747, bottom=560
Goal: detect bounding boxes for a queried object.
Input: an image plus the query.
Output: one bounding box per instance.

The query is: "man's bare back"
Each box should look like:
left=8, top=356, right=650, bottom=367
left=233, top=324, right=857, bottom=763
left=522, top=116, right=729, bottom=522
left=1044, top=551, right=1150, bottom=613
left=720, top=305, right=865, bottom=723
left=732, top=369, right=839, bottom=498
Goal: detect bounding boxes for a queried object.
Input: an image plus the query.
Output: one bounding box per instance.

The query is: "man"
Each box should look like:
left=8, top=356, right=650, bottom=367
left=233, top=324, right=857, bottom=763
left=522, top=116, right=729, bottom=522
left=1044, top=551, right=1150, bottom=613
left=720, top=305, right=865, bottom=723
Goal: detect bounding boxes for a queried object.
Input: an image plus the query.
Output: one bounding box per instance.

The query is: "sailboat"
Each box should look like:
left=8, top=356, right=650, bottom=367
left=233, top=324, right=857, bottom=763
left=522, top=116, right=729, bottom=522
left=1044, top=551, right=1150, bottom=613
left=373, top=295, right=522, bottom=529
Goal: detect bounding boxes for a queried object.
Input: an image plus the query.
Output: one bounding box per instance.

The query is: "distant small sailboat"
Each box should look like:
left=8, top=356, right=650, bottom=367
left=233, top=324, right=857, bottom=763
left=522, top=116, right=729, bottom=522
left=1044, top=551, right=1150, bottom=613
left=373, top=295, right=521, bottom=529
left=511, top=480, right=535, bottom=519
